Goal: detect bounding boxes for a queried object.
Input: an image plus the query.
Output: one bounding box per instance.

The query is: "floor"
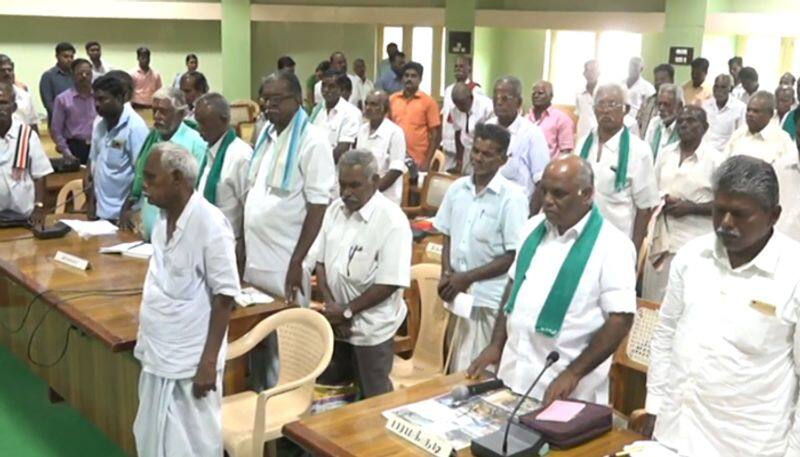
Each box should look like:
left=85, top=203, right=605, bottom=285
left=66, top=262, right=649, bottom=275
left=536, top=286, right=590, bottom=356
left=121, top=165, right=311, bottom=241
left=0, top=345, right=126, bottom=457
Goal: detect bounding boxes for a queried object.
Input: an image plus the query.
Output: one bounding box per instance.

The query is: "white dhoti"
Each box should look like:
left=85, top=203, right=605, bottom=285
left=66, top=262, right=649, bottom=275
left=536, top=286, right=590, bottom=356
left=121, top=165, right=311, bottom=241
left=134, top=369, right=223, bottom=457
left=641, top=253, right=675, bottom=303
left=448, top=307, right=498, bottom=373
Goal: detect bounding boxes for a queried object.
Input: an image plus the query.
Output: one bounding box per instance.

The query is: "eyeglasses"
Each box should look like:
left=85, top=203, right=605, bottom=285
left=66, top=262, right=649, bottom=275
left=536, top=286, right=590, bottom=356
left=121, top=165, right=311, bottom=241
left=493, top=94, right=518, bottom=104
left=594, top=101, right=624, bottom=111
left=259, top=94, right=294, bottom=106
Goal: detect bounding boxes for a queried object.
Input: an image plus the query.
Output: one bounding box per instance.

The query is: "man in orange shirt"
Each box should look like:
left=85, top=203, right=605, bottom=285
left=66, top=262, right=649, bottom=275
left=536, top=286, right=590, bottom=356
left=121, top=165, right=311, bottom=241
left=389, top=62, right=441, bottom=170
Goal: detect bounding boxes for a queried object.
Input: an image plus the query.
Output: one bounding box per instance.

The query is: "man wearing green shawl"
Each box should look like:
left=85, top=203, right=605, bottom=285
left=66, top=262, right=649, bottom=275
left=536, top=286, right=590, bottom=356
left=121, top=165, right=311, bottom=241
left=119, top=87, right=206, bottom=238
left=466, top=155, right=635, bottom=405
left=643, top=84, right=683, bottom=160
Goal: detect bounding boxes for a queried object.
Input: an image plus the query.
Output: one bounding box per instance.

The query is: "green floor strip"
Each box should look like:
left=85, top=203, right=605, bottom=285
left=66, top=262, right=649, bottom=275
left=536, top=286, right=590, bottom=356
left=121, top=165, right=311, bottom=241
left=0, top=345, right=127, bottom=457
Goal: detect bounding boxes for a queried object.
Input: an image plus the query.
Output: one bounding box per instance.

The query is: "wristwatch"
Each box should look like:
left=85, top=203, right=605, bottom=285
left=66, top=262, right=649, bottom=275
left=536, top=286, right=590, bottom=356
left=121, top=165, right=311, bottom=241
left=342, top=307, right=353, bottom=320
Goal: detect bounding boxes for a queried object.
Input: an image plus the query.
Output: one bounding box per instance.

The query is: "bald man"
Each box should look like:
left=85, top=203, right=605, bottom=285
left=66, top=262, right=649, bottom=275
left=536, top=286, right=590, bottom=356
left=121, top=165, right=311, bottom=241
left=725, top=90, right=797, bottom=164
left=356, top=90, right=406, bottom=205
left=449, top=82, right=493, bottom=173
left=467, top=154, right=635, bottom=404
left=527, top=81, right=575, bottom=157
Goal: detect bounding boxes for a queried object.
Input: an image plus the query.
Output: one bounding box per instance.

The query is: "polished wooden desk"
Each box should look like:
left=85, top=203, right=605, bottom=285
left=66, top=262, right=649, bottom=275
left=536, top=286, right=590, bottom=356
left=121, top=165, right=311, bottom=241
left=284, top=373, right=643, bottom=456
left=0, top=223, right=286, bottom=455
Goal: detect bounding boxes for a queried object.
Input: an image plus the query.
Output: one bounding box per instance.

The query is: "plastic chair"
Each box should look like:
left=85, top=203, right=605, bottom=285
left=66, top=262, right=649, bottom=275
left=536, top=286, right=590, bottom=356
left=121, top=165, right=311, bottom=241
left=390, top=263, right=450, bottom=389
left=429, top=149, right=446, bottom=172
left=402, top=172, right=458, bottom=218
left=222, top=308, right=334, bottom=457
left=55, top=179, right=85, bottom=214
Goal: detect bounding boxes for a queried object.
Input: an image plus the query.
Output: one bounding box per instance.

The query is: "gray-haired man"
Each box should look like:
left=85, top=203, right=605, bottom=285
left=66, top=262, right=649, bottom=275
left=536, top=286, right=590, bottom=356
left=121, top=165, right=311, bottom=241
left=637, top=155, right=800, bottom=456
left=644, top=83, right=684, bottom=159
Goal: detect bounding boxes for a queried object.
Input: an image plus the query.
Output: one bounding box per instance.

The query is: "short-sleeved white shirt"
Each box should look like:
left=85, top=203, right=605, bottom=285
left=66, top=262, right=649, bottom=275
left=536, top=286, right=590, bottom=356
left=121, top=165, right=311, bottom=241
left=197, top=135, right=252, bottom=238
left=775, top=153, right=800, bottom=242
left=434, top=173, right=528, bottom=308
left=575, top=128, right=660, bottom=238
left=0, top=120, right=53, bottom=215
left=702, top=96, right=746, bottom=152
left=13, top=87, right=38, bottom=126
left=498, top=211, right=637, bottom=402
left=135, top=192, right=241, bottom=379
left=311, top=97, right=362, bottom=150
left=316, top=192, right=411, bottom=346
left=355, top=118, right=406, bottom=205
left=625, top=76, right=656, bottom=120
left=450, top=93, right=494, bottom=162
left=724, top=123, right=798, bottom=165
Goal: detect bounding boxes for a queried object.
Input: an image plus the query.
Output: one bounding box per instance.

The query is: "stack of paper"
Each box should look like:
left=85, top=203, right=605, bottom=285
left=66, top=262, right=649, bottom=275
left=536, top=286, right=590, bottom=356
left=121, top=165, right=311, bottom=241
left=235, top=287, right=273, bottom=307
left=99, top=241, right=153, bottom=260
left=61, top=219, right=119, bottom=238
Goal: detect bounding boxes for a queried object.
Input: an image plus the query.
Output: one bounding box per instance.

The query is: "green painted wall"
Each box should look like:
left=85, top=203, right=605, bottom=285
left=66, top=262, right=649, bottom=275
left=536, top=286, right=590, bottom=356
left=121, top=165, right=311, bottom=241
left=222, top=0, right=251, bottom=100
left=0, top=16, right=222, bottom=115
left=250, top=21, right=376, bottom=97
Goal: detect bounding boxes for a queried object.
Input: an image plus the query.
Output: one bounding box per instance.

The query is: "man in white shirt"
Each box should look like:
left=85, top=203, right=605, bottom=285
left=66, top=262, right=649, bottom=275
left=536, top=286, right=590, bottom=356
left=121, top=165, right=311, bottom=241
left=0, top=56, right=38, bottom=130
left=310, top=70, right=362, bottom=164
left=314, top=150, right=411, bottom=398
left=702, top=74, right=746, bottom=152
left=0, top=82, right=51, bottom=225
left=644, top=83, right=683, bottom=160
left=624, top=57, right=656, bottom=120
left=635, top=155, right=800, bottom=457
left=434, top=123, right=528, bottom=372
left=356, top=90, right=405, bottom=205
left=725, top=91, right=797, bottom=164
left=133, top=142, right=240, bottom=457
left=736, top=66, right=759, bottom=104
left=728, top=56, right=744, bottom=100
left=442, top=56, right=483, bottom=172
left=194, top=93, right=253, bottom=239
left=351, top=58, right=374, bottom=110
left=775, top=122, right=800, bottom=241
left=776, top=84, right=795, bottom=127
left=488, top=76, right=550, bottom=199
left=449, top=82, right=494, bottom=174
left=85, top=41, right=113, bottom=81
left=314, top=52, right=360, bottom=106
left=576, top=59, right=600, bottom=140
left=467, top=154, right=635, bottom=403
left=642, top=106, right=717, bottom=303
left=575, top=83, right=659, bottom=255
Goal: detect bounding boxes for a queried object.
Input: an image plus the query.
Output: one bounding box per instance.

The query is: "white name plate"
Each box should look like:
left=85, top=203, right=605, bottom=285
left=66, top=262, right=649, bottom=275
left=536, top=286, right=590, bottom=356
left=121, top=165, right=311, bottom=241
left=385, top=414, right=453, bottom=457
left=54, top=251, right=91, bottom=270
left=425, top=242, right=443, bottom=257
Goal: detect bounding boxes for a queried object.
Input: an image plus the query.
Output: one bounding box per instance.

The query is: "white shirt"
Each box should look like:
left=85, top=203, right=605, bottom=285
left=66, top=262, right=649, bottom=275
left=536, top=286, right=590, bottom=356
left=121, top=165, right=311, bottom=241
left=355, top=118, right=406, bottom=205
left=434, top=173, right=528, bottom=309
left=197, top=135, right=252, bottom=238
left=575, top=89, right=595, bottom=140
left=135, top=192, right=240, bottom=379
left=13, top=87, right=38, bottom=125
left=489, top=115, right=550, bottom=196
left=625, top=76, right=656, bottom=120
left=575, top=128, right=660, bottom=238
left=644, top=116, right=679, bottom=159
left=352, top=76, right=374, bottom=108
left=498, top=211, right=636, bottom=402
left=732, top=83, right=754, bottom=104
left=702, top=96, right=746, bottom=152
left=244, top=121, right=335, bottom=293
left=441, top=82, right=485, bottom=153
left=653, top=142, right=717, bottom=252
left=311, top=97, right=362, bottom=150
left=775, top=153, right=800, bottom=242
left=316, top=193, right=411, bottom=346
left=451, top=93, right=494, bottom=165
left=724, top=122, right=798, bottom=164
left=91, top=61, right=113, bottom=81
left=314, top=74, right=361, bottom=106
left=0, top=120, right=53, bottom=215
left=647, top=232, right=800, bottom=457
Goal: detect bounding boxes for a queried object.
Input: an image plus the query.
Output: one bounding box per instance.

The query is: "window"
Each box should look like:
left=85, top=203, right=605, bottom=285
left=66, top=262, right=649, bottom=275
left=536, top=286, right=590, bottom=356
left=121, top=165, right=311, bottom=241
left=549, top=31, right=596, bottom=105
left=744, top=35, right=781, bottom=90
left=412, top=26, right=434, bottom=94
left=702, top=34, right=736, bottom=82
left=381, top=26, right=403, bottom=59
left=597, top=31, right=642, bottom=83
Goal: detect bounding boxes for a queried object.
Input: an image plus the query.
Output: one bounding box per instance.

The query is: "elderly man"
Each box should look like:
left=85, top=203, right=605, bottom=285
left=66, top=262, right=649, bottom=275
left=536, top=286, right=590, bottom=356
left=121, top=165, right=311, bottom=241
left=0, top=82, right=51, bottom=226
left=310, top=70, right=361, bottom=163
left=725, top=91, right=797, bottom=164
left=467, top=154, right=635, bottom=404
left=703, top=74, right=746, bottom=152
left=315, top=150, right=411, bottom=398
left=448, top=82, right=494, bottom=174
left=575, top=83, right=659, bottom=254
left=375, top=51, right=406, bottom=95
left=130, top=47, right=162, bottom=109
left=246, top=72, right=335, bottom=390
left=434, top=123, right=528, bottom=372
left=352, top=58, right=374, bottom=110
left=625, top=57, right=656, bottom=120
left=51, top=58, right=96, bottom=164
left=488, top=76, right=550, bottom=199
left=40, top=42, right=75, bottom=124
left=389, top=62, right=441, bottom=170
left=442, top=56, right=484, bottom=171
left=133, top=142, right=240, bottom=457
left=644, top=84, right=683, bottom=159
left=776, top=85, right=796, bottom=127
left=637, top=64, right=674, bottom=138
left=682, top=57, right=711, bottom=106
left=87, top=74, right=149, bottom=222
left=0, top=55, right=38, bottom=130
left=736, top=67, right=760, bottom=104
left=576, top=60, right=600, bottom=140
left=313, top=51, right=360, bottom=106
left=119, top=87, right=207, bottom=238
left=642, top=106, right=717, bottom=302
left=356, top=90, right=406, bottom=205
left=528, top=81, right=575, bottom=158
left=179, top=71, right=209, bottom=122
left=636, top=155, right=800, bottom=456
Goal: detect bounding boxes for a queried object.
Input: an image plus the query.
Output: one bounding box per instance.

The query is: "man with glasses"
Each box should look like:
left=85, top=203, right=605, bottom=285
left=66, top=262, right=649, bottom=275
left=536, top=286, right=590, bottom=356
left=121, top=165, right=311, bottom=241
left=50, top=58, right=96, bottom=164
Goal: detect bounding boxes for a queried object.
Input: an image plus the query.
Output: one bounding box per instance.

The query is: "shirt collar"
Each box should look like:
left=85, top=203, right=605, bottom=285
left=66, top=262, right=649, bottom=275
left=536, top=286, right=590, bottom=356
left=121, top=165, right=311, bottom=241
left=329, top=97, right=347, bottom=113
left=103, top=103, right=132, bottom=135
left=208, top=132, right=226, bottom=158
left=347, top=192, right=379, bottom=222
left=465, top=171, right=505, bottom=196
left=707, top=231, right=781, bottom=275
left=168, top=191, right=202, bottom=245
left=368, top=118, right=390, bottom=138
left=545, top=207, right=594, bottom=239
left=595, top=126, right=624, bottom=151
left=1, top=119, right=22, bottom=140
left=52, top=66, right=70, bottom=76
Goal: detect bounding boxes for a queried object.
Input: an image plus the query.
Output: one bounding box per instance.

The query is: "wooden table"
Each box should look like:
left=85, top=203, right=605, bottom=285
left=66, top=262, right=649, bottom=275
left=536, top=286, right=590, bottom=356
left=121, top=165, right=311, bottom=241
left=284, top=373, right=643, bottom=457
left=0, top=223, right=286, bottom=455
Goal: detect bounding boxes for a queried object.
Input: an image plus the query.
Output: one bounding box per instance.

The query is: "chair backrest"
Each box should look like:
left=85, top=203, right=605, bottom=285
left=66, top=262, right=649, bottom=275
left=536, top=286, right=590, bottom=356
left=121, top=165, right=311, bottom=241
left=55, top=179, right=85, bottom=214
left=421, top=172, right=458, bottom=213
left=408, top=263, right=449, bottom=371
left=613, top=298, right=661, bottom=373
left=230, top=100, right=258, bottom=126
left=429, top=149, right=446, bottom=172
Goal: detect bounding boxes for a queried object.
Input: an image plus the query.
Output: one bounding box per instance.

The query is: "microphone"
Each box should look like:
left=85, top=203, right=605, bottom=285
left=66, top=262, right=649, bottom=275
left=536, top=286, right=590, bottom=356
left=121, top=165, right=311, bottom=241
left=471, top=351, right=560, bottom=457
left=450, top=378, right=505, bottom=401
left=31, top=187, right=88, bottom=239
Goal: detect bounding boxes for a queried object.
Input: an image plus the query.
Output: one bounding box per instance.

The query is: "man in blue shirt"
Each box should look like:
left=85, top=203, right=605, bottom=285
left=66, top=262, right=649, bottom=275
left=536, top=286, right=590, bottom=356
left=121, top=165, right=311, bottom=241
left=39, top=42, right=76, bottom=124
left=86, top=74, right=148, bottom=222
left=375, top=52, right=406, bottom=95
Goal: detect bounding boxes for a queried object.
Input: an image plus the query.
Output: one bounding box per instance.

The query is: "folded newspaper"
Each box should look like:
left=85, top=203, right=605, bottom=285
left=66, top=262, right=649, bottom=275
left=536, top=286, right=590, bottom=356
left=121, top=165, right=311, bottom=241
left=382, top=388, right=540, bottom=450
